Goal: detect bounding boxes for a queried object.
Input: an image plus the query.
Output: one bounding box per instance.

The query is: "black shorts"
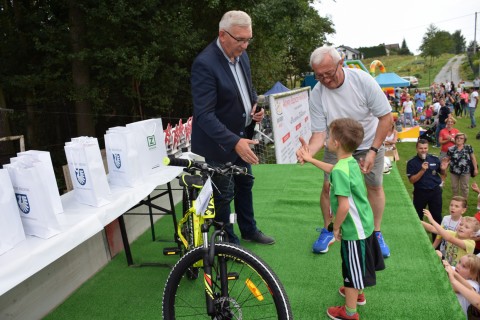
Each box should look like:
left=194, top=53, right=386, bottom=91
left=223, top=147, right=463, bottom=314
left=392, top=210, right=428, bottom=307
left=341, top=232, right=385, bottom=289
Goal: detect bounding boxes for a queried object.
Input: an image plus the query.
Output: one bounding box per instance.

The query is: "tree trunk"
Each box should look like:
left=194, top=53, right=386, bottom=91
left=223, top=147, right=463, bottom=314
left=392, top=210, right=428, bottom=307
left=69, top=1, right=95, bottom=136
left=0, top=87, right=16, bottom=163
left=25, top=92, right=37, bottom=148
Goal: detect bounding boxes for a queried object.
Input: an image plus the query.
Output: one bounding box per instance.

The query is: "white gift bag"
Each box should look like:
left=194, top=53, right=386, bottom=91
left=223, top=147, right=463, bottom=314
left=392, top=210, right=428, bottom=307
left=65, top=137, right=111, bottom=207
left=16, top=150, right=63, bottom=214
left=0, top=169, right=26, bottom=255
left=126, top=118, right=167, bottom=177
left=4, top=162, right=61, bottom=239
left=104, top=126, right=141, bottom=187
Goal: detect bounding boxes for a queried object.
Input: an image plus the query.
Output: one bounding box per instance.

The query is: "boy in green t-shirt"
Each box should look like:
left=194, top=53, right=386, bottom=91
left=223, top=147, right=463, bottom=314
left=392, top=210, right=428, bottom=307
left=299, top=118, right=385, bottom=320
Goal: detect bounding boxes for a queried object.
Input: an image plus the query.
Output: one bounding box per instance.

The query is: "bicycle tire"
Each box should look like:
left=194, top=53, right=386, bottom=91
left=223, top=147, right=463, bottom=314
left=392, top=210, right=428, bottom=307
left=163, top=243, right=292, bottom=319
left=181, top=187, right=199, bottom=280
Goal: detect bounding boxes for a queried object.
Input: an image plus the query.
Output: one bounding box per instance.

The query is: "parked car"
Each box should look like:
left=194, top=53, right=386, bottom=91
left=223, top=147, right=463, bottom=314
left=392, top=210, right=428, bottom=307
left=401, top=76, right=419, bottom=88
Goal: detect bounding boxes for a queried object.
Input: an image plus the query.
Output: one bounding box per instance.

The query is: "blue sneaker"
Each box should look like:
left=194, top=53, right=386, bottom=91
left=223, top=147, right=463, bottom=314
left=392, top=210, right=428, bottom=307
left=375, top=231, right=390, bottom=258
left=312, top=228, right=335, bottom=254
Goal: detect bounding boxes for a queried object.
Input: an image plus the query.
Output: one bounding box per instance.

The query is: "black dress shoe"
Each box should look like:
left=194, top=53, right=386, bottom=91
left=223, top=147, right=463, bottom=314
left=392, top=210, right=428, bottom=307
left=242, top=231, right=275, bottom=245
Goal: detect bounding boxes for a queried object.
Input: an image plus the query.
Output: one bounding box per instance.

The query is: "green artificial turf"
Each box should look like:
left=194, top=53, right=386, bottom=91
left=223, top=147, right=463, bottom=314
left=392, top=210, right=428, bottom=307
left=44, top=164, right=464, bottom=319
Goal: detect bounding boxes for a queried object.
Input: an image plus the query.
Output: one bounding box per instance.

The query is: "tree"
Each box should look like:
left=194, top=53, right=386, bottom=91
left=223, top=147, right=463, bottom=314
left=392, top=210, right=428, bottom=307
left=69, top=1, right=94, bottom=136
left=419, top=24, right=455, bottom=66
left=451, top=30, right=466, bottom=54
left=0, top=0, right=335, bottom=155
left=420, top=24, right=457, bottom=59
left=468, top=40, right=479, bottom=53
left=420, top=24, right=440, bottom=62
left=358, top=45, right=387, bottom=59
left=248, top=0, right=334, bottom=91
left=435, top=30, right=455, bottom=54
left=398, top=38, right=412, bottom=55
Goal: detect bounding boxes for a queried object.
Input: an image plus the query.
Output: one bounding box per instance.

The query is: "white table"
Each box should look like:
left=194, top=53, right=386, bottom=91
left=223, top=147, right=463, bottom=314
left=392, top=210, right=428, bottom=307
left=0, top=165, right=183, bottom=296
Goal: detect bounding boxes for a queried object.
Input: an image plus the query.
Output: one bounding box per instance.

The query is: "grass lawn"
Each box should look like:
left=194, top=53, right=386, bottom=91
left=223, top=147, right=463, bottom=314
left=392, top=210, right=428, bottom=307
left=45, top=164, right=464, bottom=319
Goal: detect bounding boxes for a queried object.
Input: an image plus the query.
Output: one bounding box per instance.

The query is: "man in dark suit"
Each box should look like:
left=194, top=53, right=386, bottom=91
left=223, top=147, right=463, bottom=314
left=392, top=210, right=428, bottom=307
left=191, top=10, right=274, bottom=245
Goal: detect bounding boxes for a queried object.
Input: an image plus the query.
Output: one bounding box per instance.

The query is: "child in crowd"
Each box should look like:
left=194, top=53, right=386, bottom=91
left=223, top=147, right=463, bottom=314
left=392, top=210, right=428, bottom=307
left=422, top=210, right=479, bottom=267
left=432, top=196, right=467, bottom=256
left=298, top=118, right=384, bottom=320
left=443, top=254, right=480, bottom=317
left=424, top=105, right=433, bottom=125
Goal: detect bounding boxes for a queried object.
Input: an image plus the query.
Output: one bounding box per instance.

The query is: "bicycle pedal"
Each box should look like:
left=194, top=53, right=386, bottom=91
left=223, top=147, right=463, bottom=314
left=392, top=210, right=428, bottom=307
left=163, top=247, right=181, bottom=256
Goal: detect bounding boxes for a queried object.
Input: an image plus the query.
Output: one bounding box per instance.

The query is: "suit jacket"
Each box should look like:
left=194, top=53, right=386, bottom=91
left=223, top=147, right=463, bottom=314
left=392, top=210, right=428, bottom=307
left=191, top=40, right=257, bottom=163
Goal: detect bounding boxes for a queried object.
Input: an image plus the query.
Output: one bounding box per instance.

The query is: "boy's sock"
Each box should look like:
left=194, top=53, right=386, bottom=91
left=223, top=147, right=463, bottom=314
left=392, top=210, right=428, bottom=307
left=345, top=305, right=357, bottom=316
left=358, top=289, right=363, bottom=295
left=327, top=222, right=334, bottom=232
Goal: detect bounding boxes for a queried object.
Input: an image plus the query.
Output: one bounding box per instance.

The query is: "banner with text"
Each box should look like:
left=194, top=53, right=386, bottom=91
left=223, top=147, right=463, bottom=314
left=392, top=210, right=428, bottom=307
left=269, top=87, right=311, bottom=164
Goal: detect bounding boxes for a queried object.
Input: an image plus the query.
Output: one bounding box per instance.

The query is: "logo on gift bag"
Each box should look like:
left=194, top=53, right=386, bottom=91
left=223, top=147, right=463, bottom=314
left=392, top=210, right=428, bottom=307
left=112, top=153, right=122, bottom=169
left=147, top=135, right=156, bottom=149
left=75, top=168, right=87, bottom=185
left=15, top=193, right=30, bottom=214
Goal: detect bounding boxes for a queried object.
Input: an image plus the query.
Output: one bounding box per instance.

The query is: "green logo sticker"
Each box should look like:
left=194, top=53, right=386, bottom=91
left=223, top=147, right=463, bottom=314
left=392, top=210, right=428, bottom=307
left=147, top=135, right=156, bottom=148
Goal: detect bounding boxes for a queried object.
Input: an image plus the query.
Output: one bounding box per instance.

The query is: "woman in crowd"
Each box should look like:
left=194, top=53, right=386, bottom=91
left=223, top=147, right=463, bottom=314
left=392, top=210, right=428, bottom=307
left=446, top=133, right=478, bottom=199
left=438, top=117, right=459, bottom=159
left=385, top=123, right=398, bottom=151
left=402, top=95, right=415, bottom=127
left=384, top=122, right=399, bottom=162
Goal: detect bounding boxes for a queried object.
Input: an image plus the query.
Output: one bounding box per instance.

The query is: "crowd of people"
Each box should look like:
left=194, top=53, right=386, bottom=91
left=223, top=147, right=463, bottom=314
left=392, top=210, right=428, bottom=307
left=190, top=9, right=480, bottom=319
left=393, top=80, right=479, bottom=132
left=395, top=82, right=480, bottom=318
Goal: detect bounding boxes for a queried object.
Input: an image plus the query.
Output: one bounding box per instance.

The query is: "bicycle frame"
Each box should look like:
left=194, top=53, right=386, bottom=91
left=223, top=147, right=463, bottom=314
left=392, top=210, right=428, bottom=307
left=176, top=193, right=215, bottom=249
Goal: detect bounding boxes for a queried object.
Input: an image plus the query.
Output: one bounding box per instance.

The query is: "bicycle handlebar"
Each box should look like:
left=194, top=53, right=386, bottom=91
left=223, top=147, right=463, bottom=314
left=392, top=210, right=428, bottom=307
left=164, top=156, right=194, bottom=168
left=164, top=156, right=249, bottom=176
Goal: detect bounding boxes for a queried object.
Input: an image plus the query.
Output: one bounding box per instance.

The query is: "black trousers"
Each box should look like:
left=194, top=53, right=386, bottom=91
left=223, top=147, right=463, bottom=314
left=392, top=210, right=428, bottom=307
left=413, top=186, right=443, bottom=241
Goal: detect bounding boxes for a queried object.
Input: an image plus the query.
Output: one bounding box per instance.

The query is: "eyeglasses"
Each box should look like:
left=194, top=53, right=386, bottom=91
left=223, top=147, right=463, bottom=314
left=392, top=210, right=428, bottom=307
left=223, top=30, right=253, bottom=44
left=314, top=61, right=340, bottom=81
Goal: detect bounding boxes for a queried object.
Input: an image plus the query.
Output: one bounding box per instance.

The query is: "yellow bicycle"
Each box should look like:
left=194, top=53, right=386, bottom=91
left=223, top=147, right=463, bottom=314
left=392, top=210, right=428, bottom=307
left=162, top=156, right=292, bottom=319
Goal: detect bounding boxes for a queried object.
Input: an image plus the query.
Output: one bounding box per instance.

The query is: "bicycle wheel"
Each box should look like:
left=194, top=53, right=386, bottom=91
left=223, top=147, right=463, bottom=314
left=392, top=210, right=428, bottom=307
left=163, top=243, right=292, bottom=319
left=181, top=186, right=199, bottom=280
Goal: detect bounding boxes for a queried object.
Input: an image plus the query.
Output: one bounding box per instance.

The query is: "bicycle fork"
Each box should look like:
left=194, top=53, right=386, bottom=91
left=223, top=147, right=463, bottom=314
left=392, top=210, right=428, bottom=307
left=202, top=227, right=232, bottom=318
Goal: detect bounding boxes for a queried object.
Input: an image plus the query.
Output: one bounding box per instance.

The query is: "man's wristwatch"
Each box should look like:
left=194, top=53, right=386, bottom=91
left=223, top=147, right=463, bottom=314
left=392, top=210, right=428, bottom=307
left=369, top=146, right=379, bottom=154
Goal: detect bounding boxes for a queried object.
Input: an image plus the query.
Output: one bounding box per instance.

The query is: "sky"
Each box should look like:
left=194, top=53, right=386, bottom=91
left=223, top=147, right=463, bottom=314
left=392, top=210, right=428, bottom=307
left=312, top=0, right=480, bottom=54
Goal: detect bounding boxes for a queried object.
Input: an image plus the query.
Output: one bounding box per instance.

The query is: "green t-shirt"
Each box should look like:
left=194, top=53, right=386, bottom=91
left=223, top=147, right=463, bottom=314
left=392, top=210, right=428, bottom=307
left=329, top=156, right=374, bottom=240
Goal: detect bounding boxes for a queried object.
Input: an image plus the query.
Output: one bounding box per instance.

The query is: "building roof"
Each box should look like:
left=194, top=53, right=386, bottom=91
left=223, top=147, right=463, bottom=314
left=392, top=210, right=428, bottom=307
left=337, top=45, right=360, bottom=54
left=385, top=43, right=400, bottom=50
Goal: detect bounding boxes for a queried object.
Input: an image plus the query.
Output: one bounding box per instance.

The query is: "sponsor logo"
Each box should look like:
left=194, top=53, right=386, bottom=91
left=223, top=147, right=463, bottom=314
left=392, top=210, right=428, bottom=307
left=112, top=153, right=121, bottom=169
left=75, top=168, right=87, bottom=185
left=15, top=193, right=30, bottom=214
left=147, top=135, right=156, bottom=148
